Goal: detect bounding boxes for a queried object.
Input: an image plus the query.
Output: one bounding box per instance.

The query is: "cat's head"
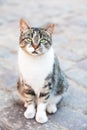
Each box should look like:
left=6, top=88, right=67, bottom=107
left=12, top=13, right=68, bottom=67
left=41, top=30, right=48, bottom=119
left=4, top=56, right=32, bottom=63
left=19, top=19, right=55, bottom=56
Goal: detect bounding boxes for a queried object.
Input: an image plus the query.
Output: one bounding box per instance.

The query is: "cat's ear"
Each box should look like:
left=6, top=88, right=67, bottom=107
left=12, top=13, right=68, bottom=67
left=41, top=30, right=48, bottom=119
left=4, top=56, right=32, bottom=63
left=44, top=24, right=55, bottom=35
left=20, top=19, right=30, bottom=33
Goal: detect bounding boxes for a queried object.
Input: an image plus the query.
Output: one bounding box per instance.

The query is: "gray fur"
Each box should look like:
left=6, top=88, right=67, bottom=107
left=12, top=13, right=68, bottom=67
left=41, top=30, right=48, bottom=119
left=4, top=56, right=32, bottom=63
left=18, top=26, right=68, bottom=105
left=18, top=22, right=69, bottom=123
left=43, top=56, right=68, bottom=98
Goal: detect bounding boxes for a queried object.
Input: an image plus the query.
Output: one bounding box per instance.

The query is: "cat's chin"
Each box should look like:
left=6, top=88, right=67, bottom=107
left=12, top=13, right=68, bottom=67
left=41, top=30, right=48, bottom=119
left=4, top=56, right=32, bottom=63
left=28, top=52, right=44, bottom=56
left=26, top=51, right=46, bottom=56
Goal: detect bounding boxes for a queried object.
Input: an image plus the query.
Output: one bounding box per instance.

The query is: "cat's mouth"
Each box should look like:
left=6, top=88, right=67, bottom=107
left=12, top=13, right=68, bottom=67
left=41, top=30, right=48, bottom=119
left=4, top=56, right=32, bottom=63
left=32, top=51, right=38, bottom=55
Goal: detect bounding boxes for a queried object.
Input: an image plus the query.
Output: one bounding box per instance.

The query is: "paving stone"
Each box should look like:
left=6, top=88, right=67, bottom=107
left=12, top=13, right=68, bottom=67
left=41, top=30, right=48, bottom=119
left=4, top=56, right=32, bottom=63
left=0, top=58, right=18, bottom=89
left=0, top=0, right=6, bottom=5
left=0, top=69, right=18, bottom=89
left=0, top=104, right=69, bottom=130
left=50, top=107, right=87, bottom=130
left=53, top=34, right=69, bottom=46
left=77, top=59, right=87, bottom=71
left=0, top=90, right=13, bottom=111
left=54, top=47, right=84, bottom=61
left=66, top=67, right=87, bottom=88
left=0, top=93, right=87, bottom=130
left=61, top=80, right=87, bottom=111
left=61, top=42, right=87, bottom=57
left=58, top=58, right=75, bottom=71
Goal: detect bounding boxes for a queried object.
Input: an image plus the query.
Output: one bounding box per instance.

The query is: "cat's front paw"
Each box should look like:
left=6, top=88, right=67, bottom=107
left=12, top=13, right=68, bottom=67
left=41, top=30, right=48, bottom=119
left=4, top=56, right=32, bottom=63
left=36, top=111, right=48, bottom=123
left=24, top=104, right=36, bottom=119
left=46, top=104, right=57, bottom=114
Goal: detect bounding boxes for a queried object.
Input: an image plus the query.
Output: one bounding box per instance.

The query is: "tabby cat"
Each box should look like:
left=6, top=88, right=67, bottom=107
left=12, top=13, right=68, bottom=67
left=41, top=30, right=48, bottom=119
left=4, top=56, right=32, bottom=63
left=17, top=19, right=68, bottom=123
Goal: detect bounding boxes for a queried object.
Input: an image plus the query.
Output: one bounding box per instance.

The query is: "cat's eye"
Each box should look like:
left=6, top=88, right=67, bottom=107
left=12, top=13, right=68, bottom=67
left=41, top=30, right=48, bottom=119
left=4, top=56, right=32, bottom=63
left=27, top=38, right=32, bottom=42
left=40, top=39, right=47, bottom=44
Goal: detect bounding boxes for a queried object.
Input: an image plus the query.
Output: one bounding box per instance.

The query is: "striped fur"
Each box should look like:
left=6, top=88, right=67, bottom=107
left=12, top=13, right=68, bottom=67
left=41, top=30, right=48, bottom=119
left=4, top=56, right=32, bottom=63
left=17, top=19, right=68, bottom=123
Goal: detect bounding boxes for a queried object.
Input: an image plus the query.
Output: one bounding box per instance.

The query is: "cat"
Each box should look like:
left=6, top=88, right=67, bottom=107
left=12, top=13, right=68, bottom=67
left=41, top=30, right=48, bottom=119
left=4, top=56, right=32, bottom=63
left=17, top=19, right=68, bottom=124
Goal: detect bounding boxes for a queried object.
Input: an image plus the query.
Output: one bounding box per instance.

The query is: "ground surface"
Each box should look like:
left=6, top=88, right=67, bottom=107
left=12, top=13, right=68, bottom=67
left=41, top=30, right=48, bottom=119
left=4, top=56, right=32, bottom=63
left=0, top=0, right=87, bottom=130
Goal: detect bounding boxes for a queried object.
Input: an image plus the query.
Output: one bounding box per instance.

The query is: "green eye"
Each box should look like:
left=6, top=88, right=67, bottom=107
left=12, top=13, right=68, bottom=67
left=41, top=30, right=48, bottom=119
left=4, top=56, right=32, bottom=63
left=27, top=38, right=32, bottom=42
left=40, top=39, right=47, bottom=44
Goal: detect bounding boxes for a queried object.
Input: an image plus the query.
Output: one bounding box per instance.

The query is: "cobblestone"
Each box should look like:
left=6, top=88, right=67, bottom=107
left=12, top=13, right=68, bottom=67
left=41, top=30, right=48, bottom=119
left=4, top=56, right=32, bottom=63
left=66, top=67, right=87, bottom=88
left=0, top=0, right=87, bottom=130
left=77, top=59, right=87, bottom=70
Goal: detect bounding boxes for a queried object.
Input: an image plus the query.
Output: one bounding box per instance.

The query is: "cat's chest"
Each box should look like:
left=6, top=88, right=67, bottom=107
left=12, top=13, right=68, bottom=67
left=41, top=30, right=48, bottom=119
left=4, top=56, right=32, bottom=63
left=18, top=48, right=54, bottom=94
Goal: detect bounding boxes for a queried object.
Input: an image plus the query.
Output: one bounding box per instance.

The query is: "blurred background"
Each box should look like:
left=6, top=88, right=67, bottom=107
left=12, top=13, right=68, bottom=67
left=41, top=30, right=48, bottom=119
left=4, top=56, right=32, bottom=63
left=0, top=0, right=87, bottom=130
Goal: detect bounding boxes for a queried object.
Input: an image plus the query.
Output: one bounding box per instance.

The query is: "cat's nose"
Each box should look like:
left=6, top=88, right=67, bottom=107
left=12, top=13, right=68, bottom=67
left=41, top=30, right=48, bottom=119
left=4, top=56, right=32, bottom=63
left=32, top=43, right=38, bottom=49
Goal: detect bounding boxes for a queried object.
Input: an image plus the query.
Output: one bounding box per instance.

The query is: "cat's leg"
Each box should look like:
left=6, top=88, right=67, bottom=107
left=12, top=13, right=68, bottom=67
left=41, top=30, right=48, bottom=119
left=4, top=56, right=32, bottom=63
left=24, top=99, right=36, bottom=119
left=36, top=87, right=50, bottom=123
left=46, top=94, right=63, bottom=114
left=46, top=67, right=68, bottom=114
left=36, top=102, right=48, bottom=123
left=17, top=81, right=36, bottom=119
left=46, top=73, right=68, bottom=114
left=24, top=102, right=36, bottom=119
left=23, top=86, right=36, bottom=119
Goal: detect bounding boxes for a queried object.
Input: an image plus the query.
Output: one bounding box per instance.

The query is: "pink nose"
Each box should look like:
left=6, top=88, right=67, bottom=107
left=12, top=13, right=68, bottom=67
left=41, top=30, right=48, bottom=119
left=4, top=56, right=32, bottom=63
left=32, top=43, right=38, bottom=49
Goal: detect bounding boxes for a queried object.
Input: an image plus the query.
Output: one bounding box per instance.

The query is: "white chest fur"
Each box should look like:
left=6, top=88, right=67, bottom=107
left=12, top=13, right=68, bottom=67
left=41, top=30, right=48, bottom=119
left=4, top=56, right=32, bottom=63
left=18, top=47, right=54, bottom=95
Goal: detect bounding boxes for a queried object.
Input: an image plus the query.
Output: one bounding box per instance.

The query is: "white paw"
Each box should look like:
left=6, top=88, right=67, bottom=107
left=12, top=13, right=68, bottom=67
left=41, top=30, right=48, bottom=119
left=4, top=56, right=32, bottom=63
left=24, top=104, right=36, bottom=119
left=47, top=104, right=57, bottom=114
left=36, top=111, right=48, bottom=123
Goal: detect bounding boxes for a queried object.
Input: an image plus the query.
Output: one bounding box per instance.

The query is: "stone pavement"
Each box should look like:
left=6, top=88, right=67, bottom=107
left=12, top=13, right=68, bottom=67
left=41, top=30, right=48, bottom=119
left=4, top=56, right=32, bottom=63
left=0, top=0, right=87, bottom=129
